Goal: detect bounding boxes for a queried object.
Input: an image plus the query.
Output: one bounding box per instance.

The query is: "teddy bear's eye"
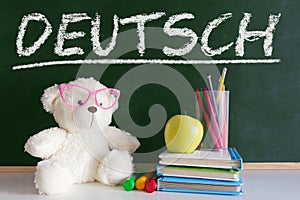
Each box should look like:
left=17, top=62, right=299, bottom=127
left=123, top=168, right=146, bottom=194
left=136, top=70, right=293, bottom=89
left=99, top=102, right=103, bottom=106
left=77, top=100, right=84, bottom=106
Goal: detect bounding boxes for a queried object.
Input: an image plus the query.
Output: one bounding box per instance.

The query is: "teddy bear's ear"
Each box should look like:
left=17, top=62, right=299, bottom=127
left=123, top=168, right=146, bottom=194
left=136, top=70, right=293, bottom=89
left=41, top=84, right=60, bottom=113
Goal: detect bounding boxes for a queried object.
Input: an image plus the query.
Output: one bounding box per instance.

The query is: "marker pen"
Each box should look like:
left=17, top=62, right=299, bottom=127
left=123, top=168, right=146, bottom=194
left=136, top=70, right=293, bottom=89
left=135, top=171, right=156, bottom=190
left=145, top=177, right=157, bottom=193
left=123, top=176, right=136, bottom=191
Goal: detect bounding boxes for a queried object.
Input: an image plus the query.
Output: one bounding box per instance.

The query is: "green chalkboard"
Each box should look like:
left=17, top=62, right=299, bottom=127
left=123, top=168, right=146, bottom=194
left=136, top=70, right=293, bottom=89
left=0, top=0, right=299, bottom=165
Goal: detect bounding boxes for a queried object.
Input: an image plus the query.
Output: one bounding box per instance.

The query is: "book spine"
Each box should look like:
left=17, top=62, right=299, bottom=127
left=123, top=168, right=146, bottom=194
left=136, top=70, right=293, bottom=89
left=228, top=148, right=236, bottom=160
left=229, top=148, right=243, bottom=170
left=156, top=165, right=163, bottom=176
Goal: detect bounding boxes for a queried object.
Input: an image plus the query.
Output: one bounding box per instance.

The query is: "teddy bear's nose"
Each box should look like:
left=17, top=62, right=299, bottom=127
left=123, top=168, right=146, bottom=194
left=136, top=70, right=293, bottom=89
left=88, top=106, right=97, bottom=113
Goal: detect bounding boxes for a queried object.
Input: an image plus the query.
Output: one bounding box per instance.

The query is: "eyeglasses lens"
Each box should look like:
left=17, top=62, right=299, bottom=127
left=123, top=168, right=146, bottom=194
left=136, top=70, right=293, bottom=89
left=63, top=86, right=89, bottom=107
left=95, top=89, right=118, bottom=109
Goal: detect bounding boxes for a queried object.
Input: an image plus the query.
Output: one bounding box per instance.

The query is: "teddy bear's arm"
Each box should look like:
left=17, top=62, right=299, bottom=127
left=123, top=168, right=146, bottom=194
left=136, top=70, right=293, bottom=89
left=24, top=127, right=67, bottom=159
left=103, top=126, right=140, bottom=153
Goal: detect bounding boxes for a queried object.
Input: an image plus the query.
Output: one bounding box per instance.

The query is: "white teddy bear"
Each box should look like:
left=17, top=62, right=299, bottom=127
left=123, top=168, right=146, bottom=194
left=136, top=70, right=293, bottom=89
left=24, top=77, right=140, bottom=195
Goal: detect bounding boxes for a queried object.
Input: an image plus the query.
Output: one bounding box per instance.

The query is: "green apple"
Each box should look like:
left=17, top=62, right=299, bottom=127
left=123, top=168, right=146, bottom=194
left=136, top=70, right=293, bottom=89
left=164, top=115, right=203, bottom=153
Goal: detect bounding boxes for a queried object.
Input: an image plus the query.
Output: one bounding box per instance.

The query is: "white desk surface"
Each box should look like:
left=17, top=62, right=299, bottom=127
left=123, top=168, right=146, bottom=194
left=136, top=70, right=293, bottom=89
left=1, top=170, right=300, bottom=200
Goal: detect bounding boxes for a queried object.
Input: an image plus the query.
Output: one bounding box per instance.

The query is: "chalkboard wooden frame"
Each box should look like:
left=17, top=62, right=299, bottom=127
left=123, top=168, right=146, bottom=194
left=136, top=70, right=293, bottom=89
left=1, top=0, right=299, bottom=165
left=1, top=163, right=300, bottom=173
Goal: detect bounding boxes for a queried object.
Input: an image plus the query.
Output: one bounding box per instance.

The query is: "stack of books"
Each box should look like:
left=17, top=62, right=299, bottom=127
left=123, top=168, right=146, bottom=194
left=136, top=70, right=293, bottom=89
left=156, top=147, right=243, bottom=195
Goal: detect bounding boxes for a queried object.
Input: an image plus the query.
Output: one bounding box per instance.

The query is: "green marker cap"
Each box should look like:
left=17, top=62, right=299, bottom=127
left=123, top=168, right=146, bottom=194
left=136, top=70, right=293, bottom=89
left=123, top=176, right=136, bottom=191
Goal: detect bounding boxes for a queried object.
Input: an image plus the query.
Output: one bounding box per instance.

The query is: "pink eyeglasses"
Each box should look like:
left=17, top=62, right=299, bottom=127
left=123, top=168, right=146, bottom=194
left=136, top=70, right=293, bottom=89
left=59, top=84, right=120, bottom=110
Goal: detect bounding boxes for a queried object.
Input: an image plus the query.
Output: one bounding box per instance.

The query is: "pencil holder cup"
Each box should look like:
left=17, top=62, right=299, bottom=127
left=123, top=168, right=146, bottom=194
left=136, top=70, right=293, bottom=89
left=195, top=90, right=229, bottom=150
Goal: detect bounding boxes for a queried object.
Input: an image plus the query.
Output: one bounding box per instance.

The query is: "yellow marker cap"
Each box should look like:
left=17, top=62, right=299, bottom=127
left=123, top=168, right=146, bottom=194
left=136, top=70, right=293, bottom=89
left=135, top=176, right=147, bottom=190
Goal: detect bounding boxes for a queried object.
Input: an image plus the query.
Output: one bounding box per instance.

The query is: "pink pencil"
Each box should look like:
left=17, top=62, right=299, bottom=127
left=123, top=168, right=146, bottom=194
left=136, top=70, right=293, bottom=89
left=195, top=90, right=221, bottom=149
left=203, top=88, right=224, bottom=149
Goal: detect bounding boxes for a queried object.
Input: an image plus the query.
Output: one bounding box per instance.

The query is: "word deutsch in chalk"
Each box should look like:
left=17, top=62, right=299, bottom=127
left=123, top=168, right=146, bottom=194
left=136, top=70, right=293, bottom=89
left=16, top=12, right=281, bottom=58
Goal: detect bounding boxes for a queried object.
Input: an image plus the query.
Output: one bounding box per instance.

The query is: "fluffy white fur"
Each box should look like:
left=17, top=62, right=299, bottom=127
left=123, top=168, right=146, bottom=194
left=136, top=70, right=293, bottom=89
left=24, top=77, right=140, bottom=195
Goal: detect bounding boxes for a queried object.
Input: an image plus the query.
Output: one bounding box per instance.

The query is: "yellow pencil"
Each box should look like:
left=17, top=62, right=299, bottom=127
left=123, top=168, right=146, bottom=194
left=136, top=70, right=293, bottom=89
left=216, top=67, right=227, bottom=104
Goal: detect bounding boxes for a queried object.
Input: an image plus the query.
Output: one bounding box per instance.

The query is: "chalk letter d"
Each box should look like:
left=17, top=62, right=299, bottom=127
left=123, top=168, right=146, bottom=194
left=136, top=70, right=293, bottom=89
left=16, top=13, right=52, bottom=57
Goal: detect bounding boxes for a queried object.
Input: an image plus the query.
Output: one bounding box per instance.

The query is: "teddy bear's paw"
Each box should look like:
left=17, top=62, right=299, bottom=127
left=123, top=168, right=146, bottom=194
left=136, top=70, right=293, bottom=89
left=96, top=149, right=133, bottom=186
left=24, top=127, right=67, bottom=159
left=35, top=160, right=73, bottom=195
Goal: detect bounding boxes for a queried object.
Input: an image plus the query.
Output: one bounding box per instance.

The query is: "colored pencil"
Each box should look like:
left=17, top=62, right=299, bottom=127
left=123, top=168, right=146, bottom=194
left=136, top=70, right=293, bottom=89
left=216, top=67, right=227, bottom=104
left=195, top=89, right=221, bottom=149
left=203, top=88, right=224, bottom=149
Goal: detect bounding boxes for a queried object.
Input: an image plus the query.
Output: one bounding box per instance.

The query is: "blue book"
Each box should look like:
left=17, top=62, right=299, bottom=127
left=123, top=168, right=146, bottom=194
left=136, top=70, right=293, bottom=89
left=157, top=176, right=243, bottom=196
left=159, top=147, right=243, bottom=170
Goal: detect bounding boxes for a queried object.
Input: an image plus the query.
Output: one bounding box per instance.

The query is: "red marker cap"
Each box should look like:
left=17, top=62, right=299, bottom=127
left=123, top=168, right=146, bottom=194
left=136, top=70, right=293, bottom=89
left=145, top=178, right=157, bottom=193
